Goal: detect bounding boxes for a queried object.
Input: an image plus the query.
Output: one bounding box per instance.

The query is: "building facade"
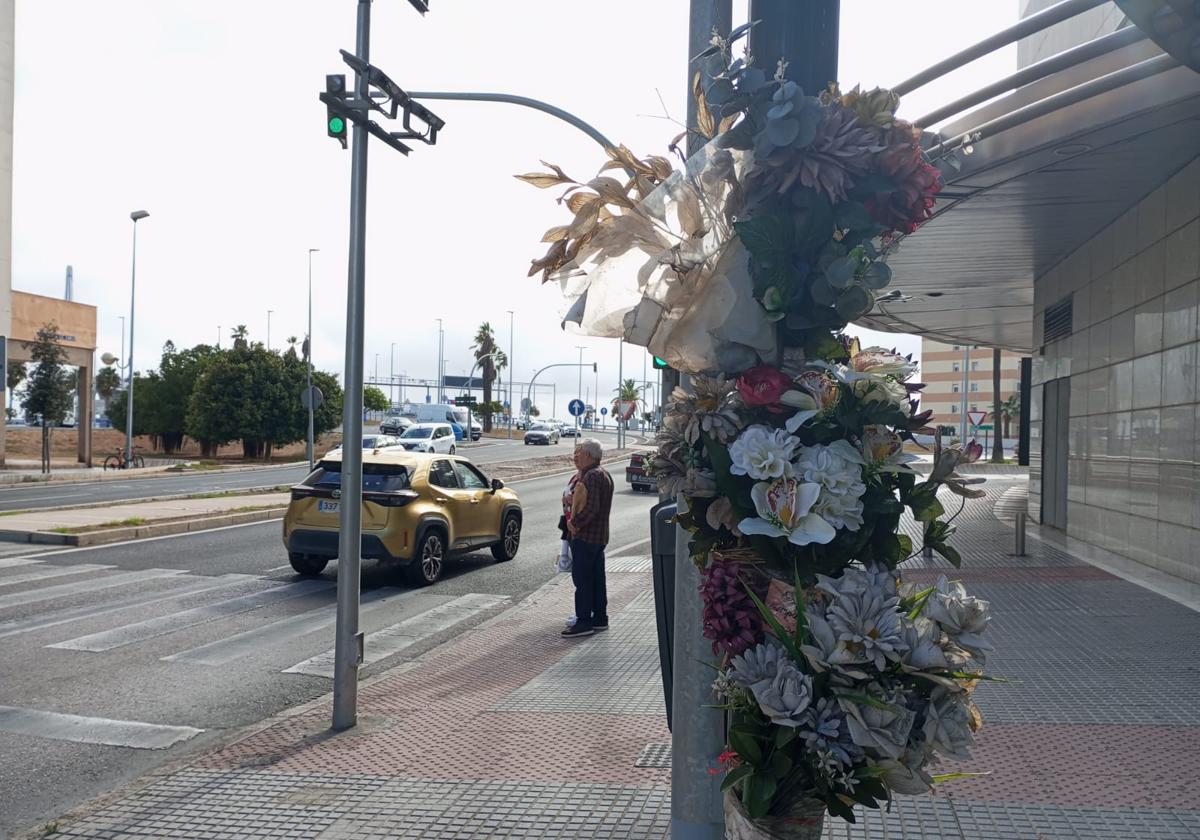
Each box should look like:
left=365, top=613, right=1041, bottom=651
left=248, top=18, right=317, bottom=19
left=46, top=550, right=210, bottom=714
left=919, top=339, right=1022, bottom=435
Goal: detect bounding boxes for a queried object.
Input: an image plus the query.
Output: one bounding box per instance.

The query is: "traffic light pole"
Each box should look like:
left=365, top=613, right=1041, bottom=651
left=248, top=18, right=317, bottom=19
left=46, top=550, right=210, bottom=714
left=332, top=0, right=372, bottom=732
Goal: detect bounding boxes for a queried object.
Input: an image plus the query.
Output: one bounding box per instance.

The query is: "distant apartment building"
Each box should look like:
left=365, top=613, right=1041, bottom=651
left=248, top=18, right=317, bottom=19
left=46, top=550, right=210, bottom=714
left=920, top=339, right=1022, bottom=435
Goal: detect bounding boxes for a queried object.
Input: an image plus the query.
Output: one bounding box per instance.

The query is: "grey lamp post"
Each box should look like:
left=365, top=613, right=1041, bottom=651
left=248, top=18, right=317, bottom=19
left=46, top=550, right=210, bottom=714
left=267, top=310, right=274, bottom=351
left=390, top=342, right=396, bottom=407
left=575, top=346, right=586, bottom=433
left=306, top=248, right=319, bottom=471
left=125, top=210, right=149, bottom=466
left=506, top=310, right=514, bottom=439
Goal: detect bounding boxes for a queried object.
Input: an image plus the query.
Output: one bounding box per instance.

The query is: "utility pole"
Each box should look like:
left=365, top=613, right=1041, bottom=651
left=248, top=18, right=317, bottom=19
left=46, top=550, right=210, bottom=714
left=390, top=342, right=396, bottom=407
left=267, top=310, right=274, bottom=351
left=436, top=318, right=444, bottom=402
left=617, top=338, right=624, bottom=448
left=307, top=248, right=319, bottom=472
left=322, top=0, right=443, bottom=731
left=507, top=310, right=514, bottom=439
left=959, top=344, right=970, bottom=441
left=125, top=210, right=149, bottom=467
left=575, top=346, right=585, bottom=433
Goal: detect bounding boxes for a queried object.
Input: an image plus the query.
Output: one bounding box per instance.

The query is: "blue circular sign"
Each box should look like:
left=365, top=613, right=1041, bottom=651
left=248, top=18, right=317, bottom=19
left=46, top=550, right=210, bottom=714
left=600, top=407, right=608, bottom=416
left=568, top=398, right=586, bottom=417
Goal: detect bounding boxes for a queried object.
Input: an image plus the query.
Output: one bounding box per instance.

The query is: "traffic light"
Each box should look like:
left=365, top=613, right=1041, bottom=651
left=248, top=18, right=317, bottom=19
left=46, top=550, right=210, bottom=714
left=652, top=356, right=668, bottom=370
left=326, top=75, right=348, bottom=149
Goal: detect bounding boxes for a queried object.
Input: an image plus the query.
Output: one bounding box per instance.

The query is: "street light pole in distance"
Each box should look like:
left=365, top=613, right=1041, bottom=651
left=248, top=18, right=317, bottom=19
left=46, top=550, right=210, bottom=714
left=306, top=248, right=319, bottom=472
left=507, top=310, right=514, bottom=439
left=126, top=210, right=149, bottom=466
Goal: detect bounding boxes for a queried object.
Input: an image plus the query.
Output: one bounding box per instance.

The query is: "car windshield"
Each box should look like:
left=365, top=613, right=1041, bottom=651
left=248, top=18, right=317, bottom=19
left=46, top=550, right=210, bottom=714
left=362, top=436, right=387, bottom=448
left=303, top=462, right=410, bottom=492
left=402, top=427, right=433, bottom=439
left=530, top=424, right=549, bottom=431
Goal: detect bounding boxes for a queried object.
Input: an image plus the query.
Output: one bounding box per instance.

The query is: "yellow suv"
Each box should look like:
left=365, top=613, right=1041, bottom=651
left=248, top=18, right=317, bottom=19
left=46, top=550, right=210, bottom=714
left=283, top=450, right=522, bottom=586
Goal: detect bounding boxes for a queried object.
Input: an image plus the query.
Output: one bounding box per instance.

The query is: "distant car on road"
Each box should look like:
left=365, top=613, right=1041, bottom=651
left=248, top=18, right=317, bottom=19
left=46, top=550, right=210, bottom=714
left=523, top=423, right=560, bottom=446
left=327, top=434, right=404, bottom=455
left=283, top=450, right=522, bottom=584
left=380, top=415, right=413, bottom=435
left=626, top=452, right=655, bottom=492
left=399, top=423, right=457, bottom=454
left=559, top=424, right=581, bottom=438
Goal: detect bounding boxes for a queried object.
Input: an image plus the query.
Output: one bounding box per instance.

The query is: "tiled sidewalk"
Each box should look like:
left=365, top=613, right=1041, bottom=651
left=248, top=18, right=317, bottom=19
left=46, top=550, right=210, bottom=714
left=35, top=478, right=1200, bottom=839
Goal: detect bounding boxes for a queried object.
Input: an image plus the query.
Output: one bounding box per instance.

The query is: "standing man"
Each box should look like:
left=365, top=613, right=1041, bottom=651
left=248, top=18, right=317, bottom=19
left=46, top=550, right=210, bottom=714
left=563, top=438, right=613, bottom=638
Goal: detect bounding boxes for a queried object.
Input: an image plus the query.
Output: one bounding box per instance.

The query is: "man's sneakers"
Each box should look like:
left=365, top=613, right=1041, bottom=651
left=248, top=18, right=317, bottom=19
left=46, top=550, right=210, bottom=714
left=592, top=622, right=609, bottom=631
left=561, top=624, right=594, bottom=638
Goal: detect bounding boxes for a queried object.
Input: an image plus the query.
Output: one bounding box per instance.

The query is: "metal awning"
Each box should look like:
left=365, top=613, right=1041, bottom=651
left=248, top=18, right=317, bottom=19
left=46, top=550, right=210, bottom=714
left=859, top=1, right=1200, bottom=352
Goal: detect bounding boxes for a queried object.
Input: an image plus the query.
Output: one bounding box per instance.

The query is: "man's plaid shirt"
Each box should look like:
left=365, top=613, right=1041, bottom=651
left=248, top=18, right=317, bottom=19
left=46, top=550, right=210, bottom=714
left=571, top=464, right=613, bottom=546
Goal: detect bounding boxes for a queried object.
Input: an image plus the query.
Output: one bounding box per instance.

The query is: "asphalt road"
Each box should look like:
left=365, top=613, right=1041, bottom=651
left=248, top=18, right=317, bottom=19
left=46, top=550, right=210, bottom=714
left=0, top=464, right=658, bottom=839
left=0, top=428, right=641, bottom=513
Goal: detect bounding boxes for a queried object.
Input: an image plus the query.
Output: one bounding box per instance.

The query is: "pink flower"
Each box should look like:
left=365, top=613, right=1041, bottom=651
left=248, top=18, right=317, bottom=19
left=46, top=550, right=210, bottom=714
left=736, top=365, right=794, bottom=413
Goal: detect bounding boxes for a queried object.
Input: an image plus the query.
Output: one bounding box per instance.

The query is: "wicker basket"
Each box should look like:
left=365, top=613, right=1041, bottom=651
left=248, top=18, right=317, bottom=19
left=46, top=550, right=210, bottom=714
left=723, top=789, right=826, bottom=840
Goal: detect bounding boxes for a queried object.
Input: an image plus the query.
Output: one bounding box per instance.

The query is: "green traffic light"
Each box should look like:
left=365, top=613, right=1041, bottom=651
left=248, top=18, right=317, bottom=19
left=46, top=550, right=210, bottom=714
left=653, top=356, right=668, bottom=370
left=328, top=116, right=345, bottom=134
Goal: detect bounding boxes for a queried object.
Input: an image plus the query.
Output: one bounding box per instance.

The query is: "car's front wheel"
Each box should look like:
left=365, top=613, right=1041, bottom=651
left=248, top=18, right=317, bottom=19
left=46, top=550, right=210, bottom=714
left=492, top=513, right=521, bottom=562
left=405, top=529, right=446, bottom=586
left=289, top=552, right=329, bottom=576
left=449, top=445, right=456, bottom=455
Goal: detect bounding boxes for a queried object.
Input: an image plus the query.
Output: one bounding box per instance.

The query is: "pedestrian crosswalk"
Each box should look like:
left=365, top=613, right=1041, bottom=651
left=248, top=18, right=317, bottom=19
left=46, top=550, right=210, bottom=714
left=0, top=556, right=513, bottom=748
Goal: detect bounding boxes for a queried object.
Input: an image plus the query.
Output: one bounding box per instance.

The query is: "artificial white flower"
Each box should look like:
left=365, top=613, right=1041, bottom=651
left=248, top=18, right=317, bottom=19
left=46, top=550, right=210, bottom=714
left=839, top=688, right=916, bottom=760
left=860, top=425, right=921, bottom=474
left=925, top=575, right=993, bottom=662
left=729, top=424, right=799, bottom=480
left=794, top=440, right=867, bottom=531
left=739, top=477, right=836, bottom=546
left=816, top=571, right=909, bottom=670
left=923, top=687, right=976, bottom=761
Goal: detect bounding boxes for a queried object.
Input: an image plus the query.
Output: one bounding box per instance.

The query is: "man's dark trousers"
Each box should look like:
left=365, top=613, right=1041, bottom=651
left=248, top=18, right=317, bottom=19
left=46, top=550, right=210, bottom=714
left=569, top=539, right=608, bottom=629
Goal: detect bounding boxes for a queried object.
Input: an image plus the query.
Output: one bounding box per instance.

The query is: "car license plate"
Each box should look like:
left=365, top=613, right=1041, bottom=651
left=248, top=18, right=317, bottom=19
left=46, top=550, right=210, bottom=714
left=318, top=500, right=340, bottom=513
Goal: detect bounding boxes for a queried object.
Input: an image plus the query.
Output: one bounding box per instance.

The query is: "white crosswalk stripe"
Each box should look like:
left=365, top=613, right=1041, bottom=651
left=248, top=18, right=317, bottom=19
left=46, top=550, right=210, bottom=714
left=0, top=568, right=186, bottom=610
left=48, top=579, right=333, bottom=653
left=283, top=593, right=509, bottom=678
left=0, top=574, right=259, bottom=640
left=0, top=705, right=202, bottom=749
left=0, top=563, right=111, bottom=589
left=0, top=558, right=44, bottom=569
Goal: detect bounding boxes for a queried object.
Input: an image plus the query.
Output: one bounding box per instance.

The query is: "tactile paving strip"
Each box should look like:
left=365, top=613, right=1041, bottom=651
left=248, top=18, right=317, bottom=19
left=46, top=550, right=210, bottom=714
left=634, top=743, right=672, bottom=768
left=491, top=591, right=666, bottom=716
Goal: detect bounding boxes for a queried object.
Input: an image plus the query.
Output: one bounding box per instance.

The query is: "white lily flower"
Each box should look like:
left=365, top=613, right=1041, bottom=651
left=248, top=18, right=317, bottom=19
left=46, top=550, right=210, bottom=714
left=739, top=477, right=836, bottom=546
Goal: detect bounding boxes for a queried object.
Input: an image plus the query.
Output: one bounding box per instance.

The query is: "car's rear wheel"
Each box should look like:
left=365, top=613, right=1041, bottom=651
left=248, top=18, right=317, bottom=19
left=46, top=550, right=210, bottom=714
left=492, top=513, right=521, bottom=562
left=405, top=529, right=445, bottom=586
left=289, top=552, right=329, bottom=576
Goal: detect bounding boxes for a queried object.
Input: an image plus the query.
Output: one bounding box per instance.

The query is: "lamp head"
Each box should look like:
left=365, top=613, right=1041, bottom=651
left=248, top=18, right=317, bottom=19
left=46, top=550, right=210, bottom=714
left=130, top=210, right=149, bottom=222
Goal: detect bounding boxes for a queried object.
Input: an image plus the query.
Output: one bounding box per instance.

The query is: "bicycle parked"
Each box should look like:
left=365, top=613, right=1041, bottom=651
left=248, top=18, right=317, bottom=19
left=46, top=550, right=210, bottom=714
left=102, top=447, right=145, bottom=471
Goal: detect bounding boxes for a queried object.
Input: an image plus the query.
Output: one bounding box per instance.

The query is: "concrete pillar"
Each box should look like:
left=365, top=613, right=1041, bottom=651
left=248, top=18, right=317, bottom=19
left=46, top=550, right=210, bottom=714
left=76, top=363, right=92, bottom=465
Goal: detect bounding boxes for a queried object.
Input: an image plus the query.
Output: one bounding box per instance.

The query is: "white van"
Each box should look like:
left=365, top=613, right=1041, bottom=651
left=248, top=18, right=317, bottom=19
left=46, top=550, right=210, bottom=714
left=403, top=403, right=480, bottom=441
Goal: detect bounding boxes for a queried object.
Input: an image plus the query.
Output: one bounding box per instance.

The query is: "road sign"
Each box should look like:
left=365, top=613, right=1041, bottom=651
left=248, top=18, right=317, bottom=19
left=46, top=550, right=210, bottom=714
left=568, top=398, right=586, bottom=417
left=301, top=385, right=324, bottom=410
left=456, top=395, right=478, bottom=407
left=967, top=410, right=986, bottom=427
left=976, top=423, right=993, bottom=432
left=600, top=407, right=608, bottom=416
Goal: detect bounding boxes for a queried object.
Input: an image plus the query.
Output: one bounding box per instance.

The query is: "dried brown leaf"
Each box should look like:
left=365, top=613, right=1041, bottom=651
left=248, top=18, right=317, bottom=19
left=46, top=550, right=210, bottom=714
left=567, top=203, right=601, bottom=239
left=633, top=174, right=658, bottom=200
left=648, top=156, right=674, bottom=181
left=606, top=144, right=653, bottom=176
left=539, top=160, right=576, bottom=184
left=692, top=71, right=715, bottom=139
left=515, top=171, right=569, bottom=189
left=675, top=184, right=706, bottom=237
left=587, top=176, right=636, bottom=209
left=528, top=239, right=568, bottom=280
left=540, top=225, right=570, bottom=243
left=718, top=113, right=738, bottom=134
left=566, top=191, right=602, bottom=215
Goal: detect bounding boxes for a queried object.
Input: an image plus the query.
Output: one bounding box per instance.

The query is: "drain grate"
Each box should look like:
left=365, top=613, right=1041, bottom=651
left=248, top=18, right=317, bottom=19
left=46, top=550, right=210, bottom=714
left=635, top=742, right=672, bottom=768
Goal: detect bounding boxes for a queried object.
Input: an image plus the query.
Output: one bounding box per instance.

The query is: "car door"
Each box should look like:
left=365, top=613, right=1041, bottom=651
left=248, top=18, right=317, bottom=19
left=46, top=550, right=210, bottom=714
left=425, top=458, right=473, bottom=550
left=452, top=460, right=494, bottom=541
left=436, top=426, right=454, bottom=453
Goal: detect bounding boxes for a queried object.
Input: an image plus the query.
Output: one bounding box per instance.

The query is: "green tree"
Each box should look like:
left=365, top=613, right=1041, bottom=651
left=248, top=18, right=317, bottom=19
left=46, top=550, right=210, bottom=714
left=22, top=323, right=76, bottom=473
left=95, top=366, right=122, bottom=401
left=471, top=322, right=508, bottom=432
left=155, top=343, right=218, bottom=453
left=613, top=378, right=644, bottom=424
left=364, top=385, right=389, bottom=413
left=7, top=361, right=26, bottom=413
left=231, top=324, right=249, bottom=350
left=1000, top=392, right=1020, bottom=440
left=528, top=404, right=540, bottom=418
left=106, top=373, right=161, bottom=440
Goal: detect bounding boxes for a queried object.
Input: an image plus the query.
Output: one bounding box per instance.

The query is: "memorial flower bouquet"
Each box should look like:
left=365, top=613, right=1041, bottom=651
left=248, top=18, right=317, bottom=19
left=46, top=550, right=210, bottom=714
left=521, top=21, right=996, bottom=836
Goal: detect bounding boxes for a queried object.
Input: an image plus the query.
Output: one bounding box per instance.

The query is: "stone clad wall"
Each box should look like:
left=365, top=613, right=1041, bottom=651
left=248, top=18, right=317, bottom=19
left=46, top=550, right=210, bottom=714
left=1030, top=157, right=1200, bottom=583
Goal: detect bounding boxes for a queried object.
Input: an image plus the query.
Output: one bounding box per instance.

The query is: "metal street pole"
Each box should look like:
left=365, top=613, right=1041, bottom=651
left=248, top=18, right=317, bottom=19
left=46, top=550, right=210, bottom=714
left=960, top=344, right=970, bottom=441
left=436, top=318, right=444, bottom=402
left=617, top=338, right=624, bottom=448
left=390, top=342, right=396, bottom=406
left=267, top=310, right=274, bottom=351
left=307, top=248, right=319, bottom=472
left=506, top=310, right=514, bottom=439
left=575, top=346, right=585, bottom=433
left=332, top=0, right=371, bottom=732
left=216, top=324, right=221, bottom=349
left=118, top=316, right=125, bottom=380
left=125, top=210, right=149, bottom=466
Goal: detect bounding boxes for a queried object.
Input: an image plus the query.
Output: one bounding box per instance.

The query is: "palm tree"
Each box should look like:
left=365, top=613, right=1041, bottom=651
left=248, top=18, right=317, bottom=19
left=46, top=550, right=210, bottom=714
left=470, top=322, right=508, bottom=432
left=95, top=366, right=122, bottom=401
left=1000, top=392, right=1020, bottom=440
left=613, top=378, right=644, bottom=427
left=231, top=325, right=249, bottom=350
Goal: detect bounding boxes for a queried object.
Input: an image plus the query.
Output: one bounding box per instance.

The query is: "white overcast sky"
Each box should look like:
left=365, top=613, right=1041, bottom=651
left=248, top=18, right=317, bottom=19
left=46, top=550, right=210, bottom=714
left=11, top=1, right=1015, bottom=418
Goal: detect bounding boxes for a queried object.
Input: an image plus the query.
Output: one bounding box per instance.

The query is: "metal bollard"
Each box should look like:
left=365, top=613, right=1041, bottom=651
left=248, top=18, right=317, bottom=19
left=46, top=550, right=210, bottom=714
left=1014, top=511, right=1027, bottom=556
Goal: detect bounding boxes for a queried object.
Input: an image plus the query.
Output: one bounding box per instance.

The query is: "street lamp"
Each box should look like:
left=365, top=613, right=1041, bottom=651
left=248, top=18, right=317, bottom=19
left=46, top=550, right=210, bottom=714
left=216, top=325, right=221, bottom=348
left=125, top=210, right=149, bottom=466
left=118, top=316, right=126, bottom=383
left=267, top=310, right=274, bottom=351
left=436, top=318, right=444, bottom=402
left=390, top=342, right=396, bottom=407
left=506, top=310, right=514, bottom=439
left=306, top=248, right=319, bottom=471
left=575, top=345, right=586, bottom=433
